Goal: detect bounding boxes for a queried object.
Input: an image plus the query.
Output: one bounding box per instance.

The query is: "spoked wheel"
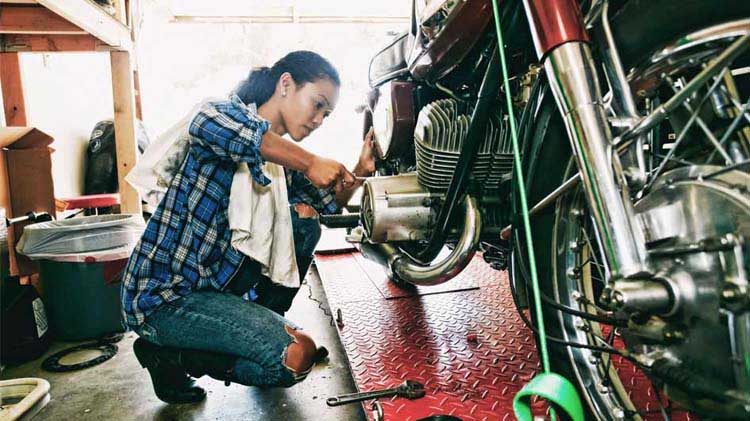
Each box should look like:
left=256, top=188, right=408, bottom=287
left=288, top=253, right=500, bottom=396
left=512, top=5, right=750, bottom=420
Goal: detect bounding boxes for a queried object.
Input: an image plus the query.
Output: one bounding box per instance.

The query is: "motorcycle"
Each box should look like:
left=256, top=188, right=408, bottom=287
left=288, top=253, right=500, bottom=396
left=335, top=0, right=750, bottom=419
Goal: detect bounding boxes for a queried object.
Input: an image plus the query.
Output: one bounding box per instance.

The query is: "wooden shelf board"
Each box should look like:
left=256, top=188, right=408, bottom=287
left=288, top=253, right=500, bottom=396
left=1, top=0, right=132, bottom=50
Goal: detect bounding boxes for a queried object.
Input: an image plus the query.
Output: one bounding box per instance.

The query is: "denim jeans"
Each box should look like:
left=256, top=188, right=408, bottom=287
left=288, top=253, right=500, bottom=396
left=132, top=205, right=322, bottom=387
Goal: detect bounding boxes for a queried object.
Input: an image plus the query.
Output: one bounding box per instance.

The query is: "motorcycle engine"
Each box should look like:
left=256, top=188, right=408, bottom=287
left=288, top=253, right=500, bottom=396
left=361, top=98, right=513, bottom=244
left=413, top=99, right=513, bottom=191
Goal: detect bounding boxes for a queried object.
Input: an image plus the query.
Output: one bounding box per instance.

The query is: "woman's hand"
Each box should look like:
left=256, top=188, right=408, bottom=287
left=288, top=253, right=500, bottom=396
left=305, top=156, right=356, bottom=192
left=354, top=127, right=382, bottom=177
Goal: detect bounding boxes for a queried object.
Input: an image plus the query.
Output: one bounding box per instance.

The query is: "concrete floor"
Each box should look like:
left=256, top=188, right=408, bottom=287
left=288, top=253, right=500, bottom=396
left=0, top=265, right=366, bottom=421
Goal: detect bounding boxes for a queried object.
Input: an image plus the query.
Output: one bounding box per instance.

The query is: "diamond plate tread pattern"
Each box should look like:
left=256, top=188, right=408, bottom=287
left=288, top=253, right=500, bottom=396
left=315, top=253, right=383, bottom=304
left=352, top=252, right=480, bottom=300
left=316, top=253, right=696, bottom=420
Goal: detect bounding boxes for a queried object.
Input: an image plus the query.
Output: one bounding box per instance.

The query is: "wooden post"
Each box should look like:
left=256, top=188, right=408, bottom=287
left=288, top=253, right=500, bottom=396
left=125, top=0, right=144, bottom=120
left=0, top=53, right=28, bottom=126
left=110, top=51, right=141, bottom=214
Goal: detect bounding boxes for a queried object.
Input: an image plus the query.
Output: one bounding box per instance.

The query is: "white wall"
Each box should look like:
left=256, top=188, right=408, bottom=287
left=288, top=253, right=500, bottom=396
left=20, top=53, right=114, bottom=199
left=16, top=0, right=406, bottom=199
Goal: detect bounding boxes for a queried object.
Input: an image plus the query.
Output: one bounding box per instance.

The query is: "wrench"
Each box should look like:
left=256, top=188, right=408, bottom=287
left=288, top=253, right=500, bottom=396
left=326, top=380, right=425, bottom=406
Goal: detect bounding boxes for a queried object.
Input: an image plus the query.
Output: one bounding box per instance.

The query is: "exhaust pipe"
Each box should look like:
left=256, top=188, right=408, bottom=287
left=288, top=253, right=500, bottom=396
left=360, top=196, right=481, bottom=286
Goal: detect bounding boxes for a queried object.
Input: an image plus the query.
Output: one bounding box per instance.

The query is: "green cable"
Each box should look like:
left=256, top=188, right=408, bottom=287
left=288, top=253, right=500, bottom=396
left=491, top=3, right=584, bottom=420
left=490, top=0, right=550, bottom=373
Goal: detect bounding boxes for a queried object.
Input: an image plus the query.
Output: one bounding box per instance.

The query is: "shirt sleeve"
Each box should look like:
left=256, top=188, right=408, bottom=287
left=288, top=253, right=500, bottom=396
left=188, top=96, right=271, bottom=186
left=286, top=169, right=340, bottom=215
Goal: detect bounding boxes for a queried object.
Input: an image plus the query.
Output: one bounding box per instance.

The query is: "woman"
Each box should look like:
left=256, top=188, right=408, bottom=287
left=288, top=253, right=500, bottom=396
left=121, top=51, right=377, bottom=404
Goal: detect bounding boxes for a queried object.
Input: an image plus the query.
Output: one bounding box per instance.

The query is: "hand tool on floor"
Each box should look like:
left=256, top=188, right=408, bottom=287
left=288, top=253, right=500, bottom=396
left=326, top=380, right=425, bottom=406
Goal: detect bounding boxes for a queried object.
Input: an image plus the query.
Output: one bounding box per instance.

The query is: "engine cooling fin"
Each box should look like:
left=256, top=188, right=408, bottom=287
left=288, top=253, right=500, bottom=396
left=414, top=99, right=514, bottom=191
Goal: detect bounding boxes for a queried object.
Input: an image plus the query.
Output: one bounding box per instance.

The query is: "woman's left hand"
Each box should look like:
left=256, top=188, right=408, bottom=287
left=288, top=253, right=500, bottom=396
left=355, top=127, right=382, bottom=176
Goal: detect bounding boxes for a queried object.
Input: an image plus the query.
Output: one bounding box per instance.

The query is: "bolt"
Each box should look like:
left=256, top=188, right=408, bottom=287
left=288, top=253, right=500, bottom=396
left=723, top=286, right=740, bottom=302
left=589, top=355, right=600, bottom=365
left=664, top=329, right=686, bottom=341
left=569, top=241, right=580, bottom=252
left=336, top=308, right=344, bottom=327
left=571, top=291, right=583, bottom=301
left=599, top=385, right=610, bottom=395
left=611, top=291, right=625, bottom=307
left=612, top=407, right=626, bottom=420
left=637, top=89, right=648, bottom=98
left=574, top=319, right=591, bottom=332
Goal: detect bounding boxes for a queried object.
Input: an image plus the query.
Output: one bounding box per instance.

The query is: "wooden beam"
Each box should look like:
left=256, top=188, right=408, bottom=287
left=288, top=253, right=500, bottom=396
left=2, top=34, right=111, bottom=52
left=35, top=0, right=132, bottom=50
left=0, top=52, right=27, bottom=126
left=110, top=50, right=141, bottom=214
left=0, top=5, right=87, bottom=35
left=133, top=68, right=142, bottom=119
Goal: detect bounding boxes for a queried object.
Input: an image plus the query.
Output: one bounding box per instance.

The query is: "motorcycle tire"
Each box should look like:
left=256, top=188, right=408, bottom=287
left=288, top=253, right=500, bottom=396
left=511, top=0, right=750, bottom=419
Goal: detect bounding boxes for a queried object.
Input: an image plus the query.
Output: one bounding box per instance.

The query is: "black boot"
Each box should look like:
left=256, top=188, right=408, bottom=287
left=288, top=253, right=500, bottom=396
left=179, top=349, right=240, bottom=387
left=133, top=338, right=207, bottom=404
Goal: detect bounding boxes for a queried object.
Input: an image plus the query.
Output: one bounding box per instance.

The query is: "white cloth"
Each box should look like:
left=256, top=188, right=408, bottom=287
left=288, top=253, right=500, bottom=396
left=228, top=161, right=299, bottom=288
left=125, top=99, right=298, bottom=287
left=125, top=100, right=214, bottom=208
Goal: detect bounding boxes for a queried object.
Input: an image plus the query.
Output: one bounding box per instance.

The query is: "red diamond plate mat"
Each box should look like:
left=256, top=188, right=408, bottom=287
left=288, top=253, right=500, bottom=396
left=315, top=252, right=696, bottom=420
left=316, top=228, right=358, bottom=254
left=352, top=252, right=479, bottom=299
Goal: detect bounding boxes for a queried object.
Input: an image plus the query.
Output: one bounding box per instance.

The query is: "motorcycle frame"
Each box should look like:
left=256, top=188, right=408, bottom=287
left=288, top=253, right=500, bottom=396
left=522, top=0, right=652, bottom=278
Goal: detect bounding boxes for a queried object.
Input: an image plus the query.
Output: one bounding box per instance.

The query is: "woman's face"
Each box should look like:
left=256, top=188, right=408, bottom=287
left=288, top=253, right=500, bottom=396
left=280, top=77, right=339, bottom=142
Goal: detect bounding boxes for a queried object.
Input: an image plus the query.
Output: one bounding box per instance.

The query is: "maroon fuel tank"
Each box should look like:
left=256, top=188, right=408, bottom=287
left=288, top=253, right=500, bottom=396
left=408, top=0, right=494, bottom=82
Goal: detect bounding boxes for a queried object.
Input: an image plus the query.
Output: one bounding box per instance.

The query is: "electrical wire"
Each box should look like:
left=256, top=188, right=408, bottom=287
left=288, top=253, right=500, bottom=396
left=302, top=264, right=336, bottom=327
left=508, top=266, right=634, bottom=358
left=539, top=290, right=627, bottom=327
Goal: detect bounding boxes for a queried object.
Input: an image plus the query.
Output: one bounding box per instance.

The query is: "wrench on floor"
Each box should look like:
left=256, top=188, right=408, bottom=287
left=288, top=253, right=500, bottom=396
left=326, top=380, right=425, bottom=406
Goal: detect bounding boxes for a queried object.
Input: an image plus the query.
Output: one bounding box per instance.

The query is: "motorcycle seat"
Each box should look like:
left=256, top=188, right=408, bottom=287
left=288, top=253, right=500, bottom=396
left=368, top=31, right=414, bottom=88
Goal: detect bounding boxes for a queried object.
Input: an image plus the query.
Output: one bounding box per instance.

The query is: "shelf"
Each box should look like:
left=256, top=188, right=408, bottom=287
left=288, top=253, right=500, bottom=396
left=0, top=0, right=142, bottom=218
left=0, top=0, right=132, bottom=51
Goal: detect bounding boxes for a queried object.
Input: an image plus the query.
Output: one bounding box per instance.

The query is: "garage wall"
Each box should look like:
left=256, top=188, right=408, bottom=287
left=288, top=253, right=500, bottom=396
left=20, top=53, right=114, bottom=200
left=16, top=0, right=405, bottom=200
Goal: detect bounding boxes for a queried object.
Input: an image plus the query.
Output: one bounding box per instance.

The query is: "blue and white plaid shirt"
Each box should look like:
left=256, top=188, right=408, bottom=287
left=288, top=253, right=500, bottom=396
left=122, top=95, right=338, bottom=326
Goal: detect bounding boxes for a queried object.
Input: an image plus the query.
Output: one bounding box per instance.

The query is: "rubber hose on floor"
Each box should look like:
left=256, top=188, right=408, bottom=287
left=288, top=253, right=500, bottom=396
left=41, top=333, right=123, bottom=372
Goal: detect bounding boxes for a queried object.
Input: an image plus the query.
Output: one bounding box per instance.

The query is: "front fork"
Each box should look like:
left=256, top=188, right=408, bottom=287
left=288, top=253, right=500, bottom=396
left=523, top=0, right=651, bottom=279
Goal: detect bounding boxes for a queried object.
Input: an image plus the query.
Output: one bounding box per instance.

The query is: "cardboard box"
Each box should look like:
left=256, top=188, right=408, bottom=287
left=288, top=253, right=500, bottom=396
left=0, top=127, right=55, bottom=277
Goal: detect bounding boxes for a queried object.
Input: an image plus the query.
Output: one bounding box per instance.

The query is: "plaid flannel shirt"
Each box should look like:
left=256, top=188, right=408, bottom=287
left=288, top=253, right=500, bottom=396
left=122, top=95, right=338, bottom=326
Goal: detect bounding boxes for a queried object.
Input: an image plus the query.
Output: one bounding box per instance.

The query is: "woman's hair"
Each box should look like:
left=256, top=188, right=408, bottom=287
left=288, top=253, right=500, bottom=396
left=234, top=50, right=340, bottom=106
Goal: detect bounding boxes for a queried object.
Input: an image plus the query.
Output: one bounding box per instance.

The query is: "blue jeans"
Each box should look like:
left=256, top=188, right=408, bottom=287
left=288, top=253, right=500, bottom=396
left=132, top=206, right=322, bottom=387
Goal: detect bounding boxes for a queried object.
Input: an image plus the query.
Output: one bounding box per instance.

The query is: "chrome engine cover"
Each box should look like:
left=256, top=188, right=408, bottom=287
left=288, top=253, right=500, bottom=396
left=629, top=165, right=750, bottom=402
left=414, top=99, right=513, bottom=191
left=360, top=173, right=439, bottom=243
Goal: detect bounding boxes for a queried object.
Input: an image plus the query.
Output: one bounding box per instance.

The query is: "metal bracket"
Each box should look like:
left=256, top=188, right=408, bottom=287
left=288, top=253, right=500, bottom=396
left=0, top=35, right=28, bottom=53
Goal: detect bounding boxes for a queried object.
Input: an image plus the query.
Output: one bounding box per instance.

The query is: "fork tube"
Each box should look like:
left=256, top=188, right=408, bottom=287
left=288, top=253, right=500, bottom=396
left=524, top=1, right=651, bottom=278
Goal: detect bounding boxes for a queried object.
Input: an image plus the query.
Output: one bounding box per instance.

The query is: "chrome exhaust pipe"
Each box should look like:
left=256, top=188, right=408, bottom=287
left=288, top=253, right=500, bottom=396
left=360, top=196, right=481, bottom=286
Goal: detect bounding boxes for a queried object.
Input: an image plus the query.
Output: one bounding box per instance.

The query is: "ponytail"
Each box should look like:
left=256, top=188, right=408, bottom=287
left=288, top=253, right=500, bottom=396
left=234, top=51, right=340, bottom=106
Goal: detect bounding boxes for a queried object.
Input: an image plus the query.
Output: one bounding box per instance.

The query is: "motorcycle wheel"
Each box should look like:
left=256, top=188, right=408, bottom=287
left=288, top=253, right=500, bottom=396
left=511, top=1, right=750, bottom=419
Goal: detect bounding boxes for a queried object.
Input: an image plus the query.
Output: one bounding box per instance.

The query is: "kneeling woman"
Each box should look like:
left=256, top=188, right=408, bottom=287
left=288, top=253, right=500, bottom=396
left=121, top=51, right=377, bottom=403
